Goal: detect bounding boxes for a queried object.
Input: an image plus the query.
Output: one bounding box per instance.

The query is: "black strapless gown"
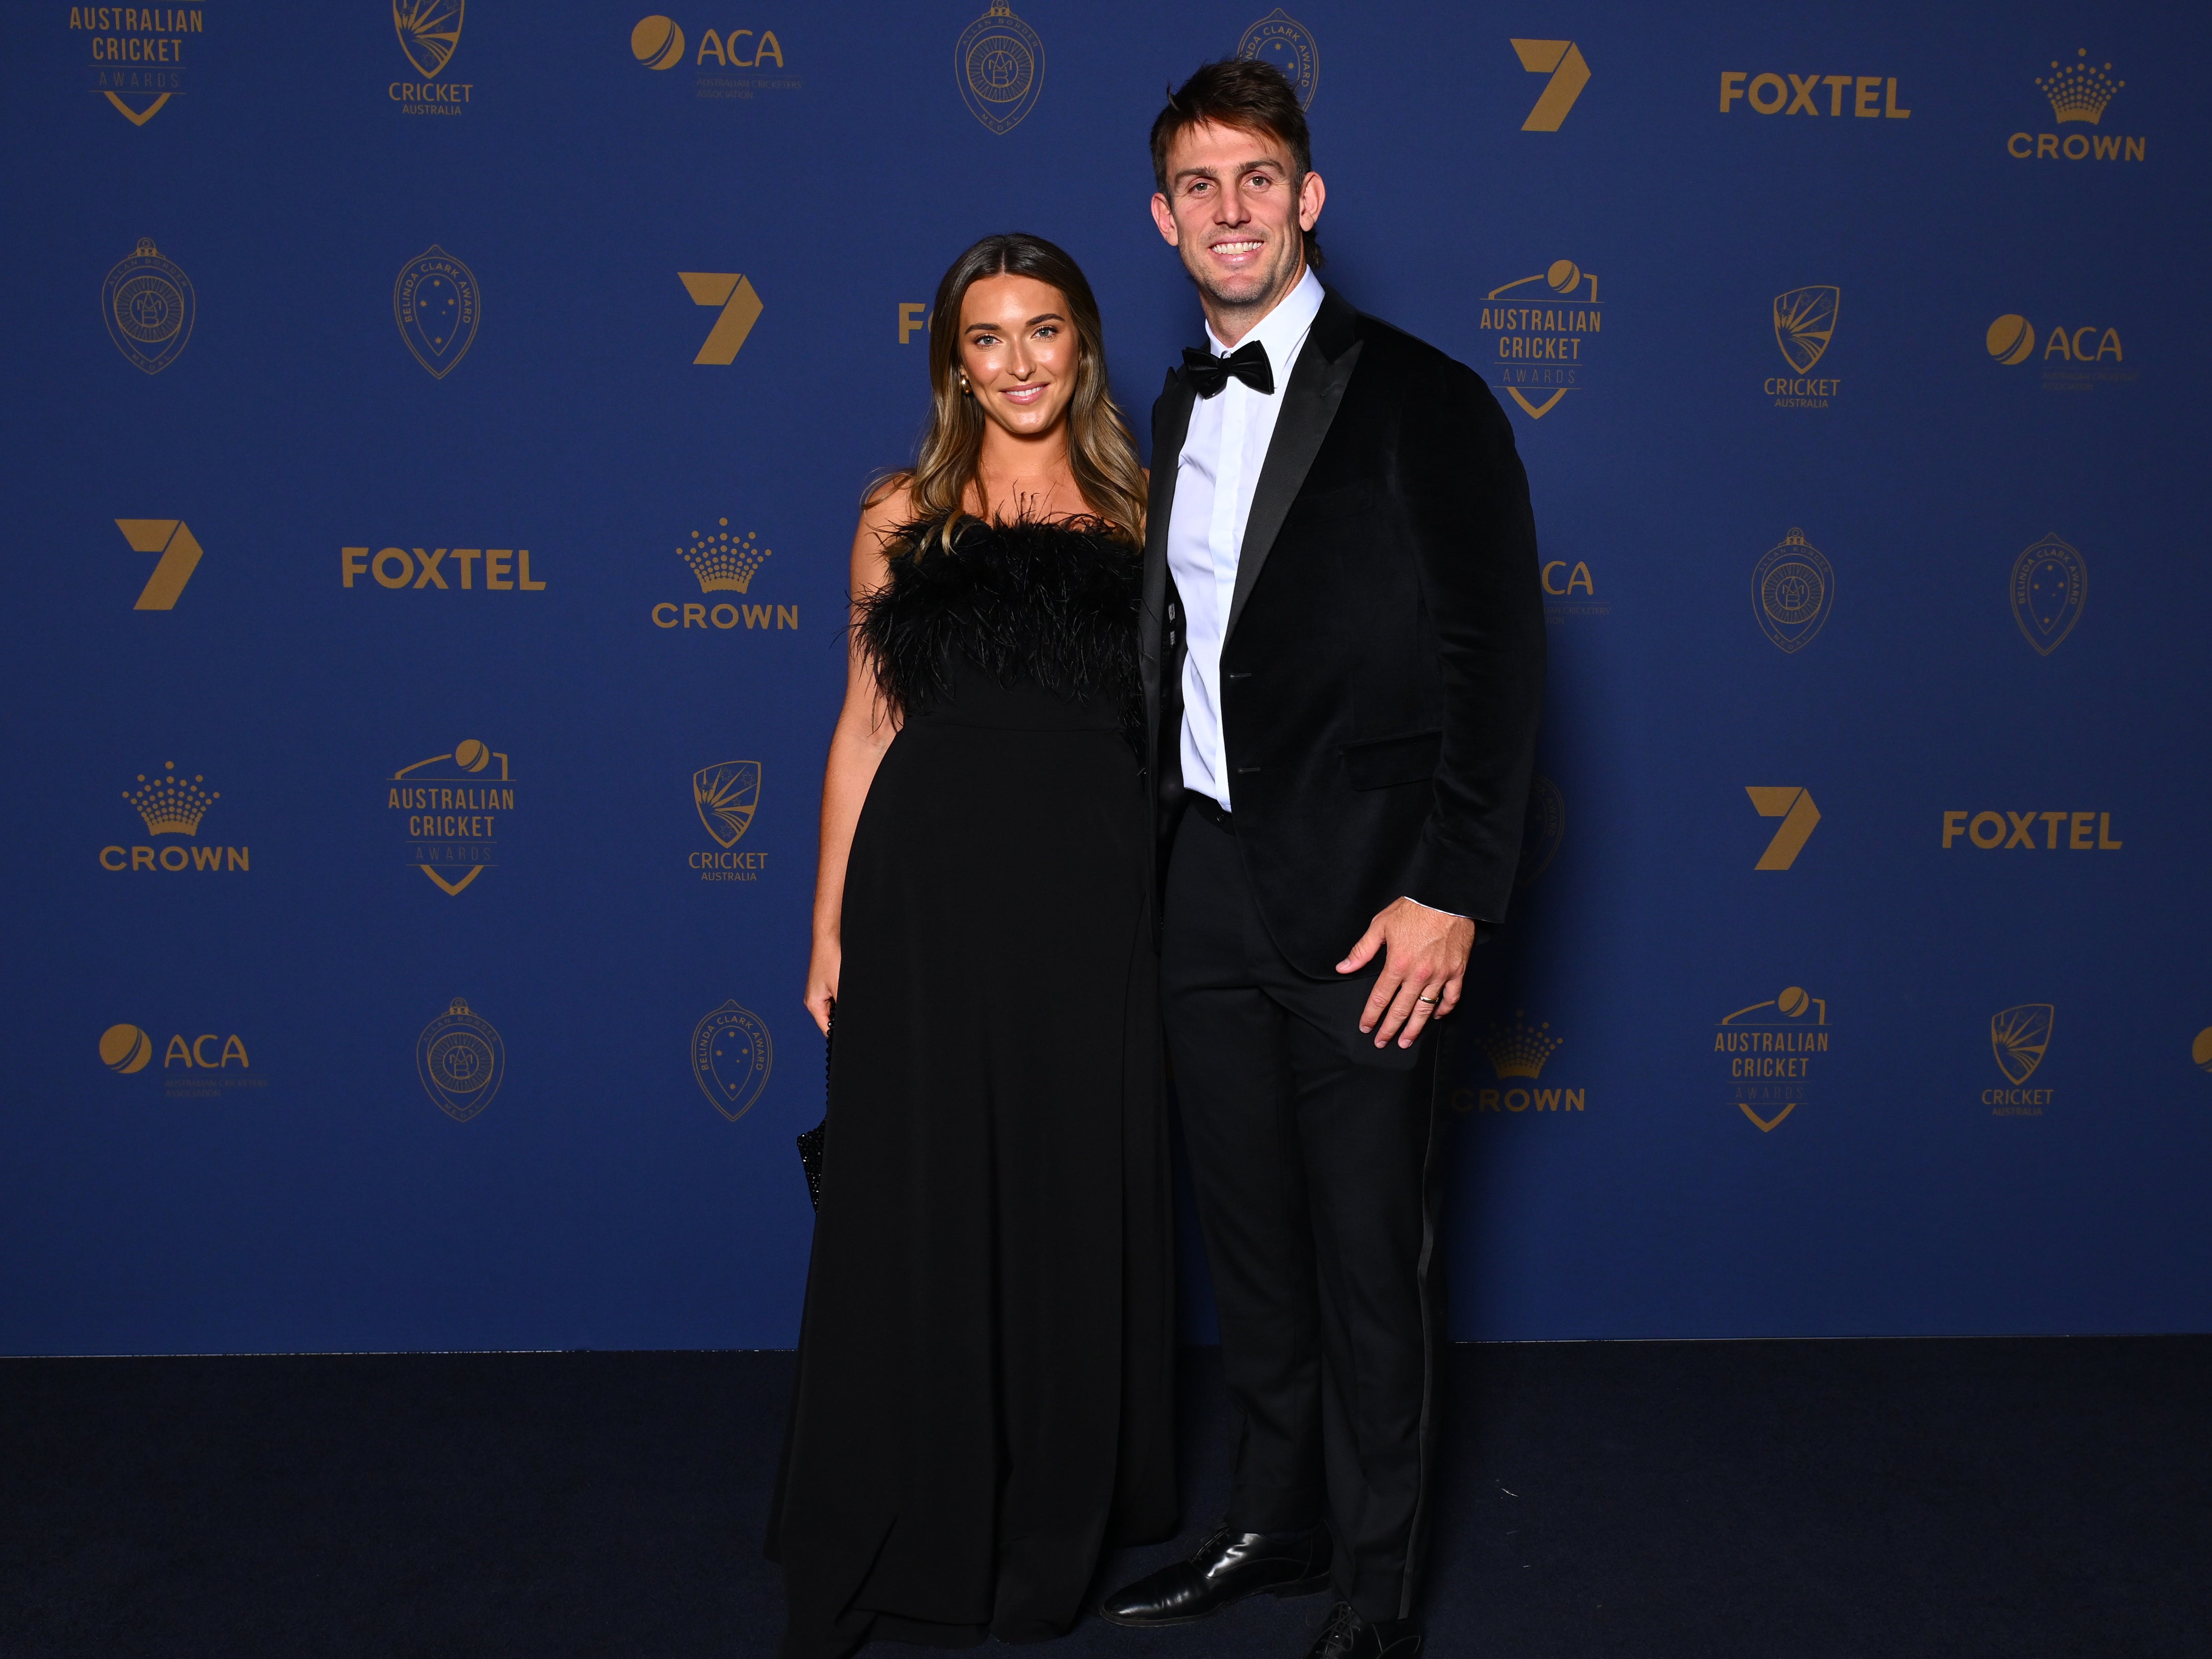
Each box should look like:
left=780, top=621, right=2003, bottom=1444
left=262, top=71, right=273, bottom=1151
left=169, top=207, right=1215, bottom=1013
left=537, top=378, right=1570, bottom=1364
left=770, top=521, right=1175, bottom=1657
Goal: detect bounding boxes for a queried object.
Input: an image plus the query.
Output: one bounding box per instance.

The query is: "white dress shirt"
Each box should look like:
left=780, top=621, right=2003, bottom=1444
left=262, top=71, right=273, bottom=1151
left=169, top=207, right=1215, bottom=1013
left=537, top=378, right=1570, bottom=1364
left=1167, top=266, right=1326, bottom=813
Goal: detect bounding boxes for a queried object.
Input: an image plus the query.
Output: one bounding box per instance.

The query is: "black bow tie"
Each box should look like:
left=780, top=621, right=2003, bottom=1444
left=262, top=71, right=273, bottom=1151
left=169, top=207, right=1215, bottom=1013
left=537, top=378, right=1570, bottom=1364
left=1182, top=340, right=1274, bottom=398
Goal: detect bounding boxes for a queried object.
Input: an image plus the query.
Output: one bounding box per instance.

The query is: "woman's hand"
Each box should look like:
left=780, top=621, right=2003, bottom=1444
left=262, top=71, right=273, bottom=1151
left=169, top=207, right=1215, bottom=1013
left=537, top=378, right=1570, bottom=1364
left=805, top=934, right=840, bottom=1037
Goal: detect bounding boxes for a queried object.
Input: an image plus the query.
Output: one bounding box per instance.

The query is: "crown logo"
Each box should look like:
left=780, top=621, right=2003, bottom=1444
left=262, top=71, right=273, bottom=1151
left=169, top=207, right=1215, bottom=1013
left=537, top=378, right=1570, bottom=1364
left=123, top=761, right=218, bottom=836
left=2038, top=49, right=2122, bottom=124
left=679, top=518, right=772, bottom=593
left=1477, top=1010, right=1561, bottom=1080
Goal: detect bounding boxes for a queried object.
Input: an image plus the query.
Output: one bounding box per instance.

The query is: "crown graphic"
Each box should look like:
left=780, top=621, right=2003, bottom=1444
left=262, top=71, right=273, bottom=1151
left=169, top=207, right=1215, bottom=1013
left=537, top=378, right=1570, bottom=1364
left=122, top=761, right=218, bottom=836
left=2038, top=49, right=2122, bottom=124
left=1477, top=1010, right=1562, bottom=1080
left=680, top=518, right=772, bottom=593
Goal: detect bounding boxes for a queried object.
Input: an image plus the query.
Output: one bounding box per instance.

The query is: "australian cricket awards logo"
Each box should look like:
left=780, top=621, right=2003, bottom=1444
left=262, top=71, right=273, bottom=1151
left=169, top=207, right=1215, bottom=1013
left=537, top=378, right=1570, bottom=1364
left=692, top=998, right=772, bottom=1120
left=417, top=997, right=504, bottom=1121
left=651, top=517, right=799, bottom=635
left=956, top=3, right=1043, bottom=134
left=100, top=760, right=249, bottom=875
left=394, top=246, right=481, bottom=378
left=1516, top=776, right=1564, bottom=891
left=391, top=1, right=474, bottom=114
left=388, top=739, right=512, bottom=895
left=102, top=240, right=195, bottom=374
left=1768, top=286, right=1840, bottom=409
left=1986, top=1003, right=2054, bottom=1115
left=2010, top=533, right=2087, bottom=656
left=74, top=6, right=203, bottom=125
left=1752, top=528, right=1835, bottom=653
left=692, top=760, right=767, bottom=882
left=1238, top=10, right=1317, bottom=109
left=1478, top=260, right=1601, bottom=419
left=2008, top=50, right=2143, bottom=163
left=1458, top=1011, right=1582, bottom=1116
left=1716, top=986, right=1829, bottom=1132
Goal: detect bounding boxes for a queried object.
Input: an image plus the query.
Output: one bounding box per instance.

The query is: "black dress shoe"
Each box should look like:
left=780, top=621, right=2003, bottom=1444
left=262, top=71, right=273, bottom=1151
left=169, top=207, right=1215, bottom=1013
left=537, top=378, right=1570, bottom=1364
left=1304, top=1600, right=1424, bottom=1659
left=1098, top=1524, right=1333, bottom=1626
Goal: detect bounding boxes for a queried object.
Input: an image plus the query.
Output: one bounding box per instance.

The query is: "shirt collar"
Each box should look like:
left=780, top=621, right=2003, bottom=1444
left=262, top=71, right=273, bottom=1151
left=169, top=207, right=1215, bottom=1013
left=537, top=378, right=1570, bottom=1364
left=1204, top=264, right=1325, bottom=376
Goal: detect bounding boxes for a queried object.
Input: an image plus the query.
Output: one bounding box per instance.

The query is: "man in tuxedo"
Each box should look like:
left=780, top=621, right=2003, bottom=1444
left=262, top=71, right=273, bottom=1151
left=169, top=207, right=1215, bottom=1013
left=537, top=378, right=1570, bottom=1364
left=1098, top=59, right=1546, bottom=1659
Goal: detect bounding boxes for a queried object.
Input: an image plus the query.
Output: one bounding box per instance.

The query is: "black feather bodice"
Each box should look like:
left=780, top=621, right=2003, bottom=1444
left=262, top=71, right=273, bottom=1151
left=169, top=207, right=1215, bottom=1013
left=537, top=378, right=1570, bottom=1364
left=856, top=517, right=1142, bottom=732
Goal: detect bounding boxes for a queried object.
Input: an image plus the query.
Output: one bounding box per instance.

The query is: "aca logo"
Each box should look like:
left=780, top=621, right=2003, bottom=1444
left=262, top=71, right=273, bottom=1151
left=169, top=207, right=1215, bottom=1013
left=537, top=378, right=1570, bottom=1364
left=387, top=739, right=512, bottom=895
left=1511, top=40, right=1589, bottom=131
left=1715, top=986, right=1829, bottom=1132
left=2193, top=1027, right=2212, bottom=1077
left=1515, top=776, right=1563, bottom=891
left=1751, top=528, right=1835, bottom=653
left=1719, top=71, right=1910, bottom=120
left=631, top=16, right=795, bottom=100
left=113, top=519, right=204, bottom=610
left=1477, top=260, right=1602, bottom=420
left=100, top=1020, right=263, bottom=1100
left=692, top=760, right=768, bottom=882
left=72, top=5, right=203, bottom=125
left=1986, top=1003, right=2055, bottom=1115
left=2009, top=533, right=2087, bottom=655
left=2006, top=49, right=2144, bottom=163
left=1767, top=286, right=1842, bottom=409
left=102, top=240, right=194, bottom=374
left=417, top=997, right=504, bottom=1121
left=692, top=998, right=772, bottom=1120
left=341, top=544, right=547, bottom=593
left=100, top=760, right=249, bottom=874
left=1540, top=559, right=1605, bottom=620
left=390, top=0, right=474, bottom=114
left=1939, top=809, right=2121, bottom=852
left=1985, top=315, right=2135, bottom=393
left=956, top=2, right=1043, bottom=134
left=1240, top=10, right=1317, bottom=110
left=649, top=517, right=799, bottom=634
left=1456, top=1011, right=1583, bottom=1115
left=1744, top=787, right=1820, bottom=870
left=678, top=272, right=765, bottom=363
left=393, top=247, right=481, bottom=378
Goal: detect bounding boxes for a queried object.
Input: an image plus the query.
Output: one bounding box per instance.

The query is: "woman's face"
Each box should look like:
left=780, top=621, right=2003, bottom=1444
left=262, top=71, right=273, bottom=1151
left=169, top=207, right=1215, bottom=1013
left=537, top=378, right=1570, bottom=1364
left=956, top=274, right=1080, bottom=441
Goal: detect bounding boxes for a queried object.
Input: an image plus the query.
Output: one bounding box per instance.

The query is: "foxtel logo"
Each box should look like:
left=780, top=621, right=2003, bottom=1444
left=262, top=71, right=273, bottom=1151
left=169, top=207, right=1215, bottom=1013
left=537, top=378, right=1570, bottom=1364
left=1941, top=811, right=2121, bottom=850
left=342, top=548, right=547, bottom=590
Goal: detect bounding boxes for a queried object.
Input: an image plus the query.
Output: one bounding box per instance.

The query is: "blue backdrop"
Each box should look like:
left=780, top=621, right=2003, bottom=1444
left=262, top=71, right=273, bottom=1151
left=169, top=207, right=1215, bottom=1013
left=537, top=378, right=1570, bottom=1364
left=5, top=1, right=2207, bottom=1355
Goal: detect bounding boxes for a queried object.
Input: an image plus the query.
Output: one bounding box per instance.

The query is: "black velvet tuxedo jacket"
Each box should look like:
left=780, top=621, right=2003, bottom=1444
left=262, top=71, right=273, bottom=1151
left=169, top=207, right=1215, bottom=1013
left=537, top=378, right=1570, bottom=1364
left=1139, top=286, right=1547, bottom=978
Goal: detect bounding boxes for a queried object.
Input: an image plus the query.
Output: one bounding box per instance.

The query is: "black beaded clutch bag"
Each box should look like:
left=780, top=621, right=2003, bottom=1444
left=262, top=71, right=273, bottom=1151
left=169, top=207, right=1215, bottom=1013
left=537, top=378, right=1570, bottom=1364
left=796, top=1007, right=829, bottom=1209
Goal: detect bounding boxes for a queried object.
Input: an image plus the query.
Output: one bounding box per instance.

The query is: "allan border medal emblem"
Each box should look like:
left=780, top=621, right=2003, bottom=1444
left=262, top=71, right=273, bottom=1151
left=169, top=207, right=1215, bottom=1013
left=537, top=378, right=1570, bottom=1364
left=957, top=3, right=1043, bottom=134
left=693, top=999, right=773, bottom=1121
left=418, top=997, right=505, bottom=1121
left=103, top=239, right=195, bottom=375
left=393, top=246, right=482, bottom=378
left=1238, top=10, right=1319, bottom=108
left=2010, top=534, right=2086, bottom=655
left=1752, top=528, right=1835, bottom=653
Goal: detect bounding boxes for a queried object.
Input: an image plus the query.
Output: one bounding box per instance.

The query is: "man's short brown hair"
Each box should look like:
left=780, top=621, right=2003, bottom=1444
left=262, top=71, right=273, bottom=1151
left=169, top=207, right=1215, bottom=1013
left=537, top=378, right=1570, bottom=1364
left=1150, top=59, right=1323, bottom=270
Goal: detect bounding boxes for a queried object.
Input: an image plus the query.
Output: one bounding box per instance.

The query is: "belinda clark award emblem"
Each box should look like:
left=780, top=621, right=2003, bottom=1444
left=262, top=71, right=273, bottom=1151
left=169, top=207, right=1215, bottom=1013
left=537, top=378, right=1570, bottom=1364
left=956, top=3, right=1043, bottom=134
left=692, top=999, right=773, bottom=1120
left=393, top=245, right=481, bottom=378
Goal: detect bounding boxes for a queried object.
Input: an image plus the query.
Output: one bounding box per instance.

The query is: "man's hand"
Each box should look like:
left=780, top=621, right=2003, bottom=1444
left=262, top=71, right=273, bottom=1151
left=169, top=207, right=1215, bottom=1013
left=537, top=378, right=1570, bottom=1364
left=1337, top=898, right=1477, bottom=1048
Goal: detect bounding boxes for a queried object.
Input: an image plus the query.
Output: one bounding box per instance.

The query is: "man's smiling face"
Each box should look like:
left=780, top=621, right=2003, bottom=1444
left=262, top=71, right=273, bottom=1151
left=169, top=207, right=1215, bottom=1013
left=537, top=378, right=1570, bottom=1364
left=1152, top=119, right=1324, bottom=340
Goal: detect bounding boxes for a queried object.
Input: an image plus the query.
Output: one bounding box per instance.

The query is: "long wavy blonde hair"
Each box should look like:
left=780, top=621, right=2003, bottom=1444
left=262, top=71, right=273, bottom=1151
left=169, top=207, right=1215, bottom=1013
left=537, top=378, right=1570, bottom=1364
left=886, top=234, right=1147, bottom=550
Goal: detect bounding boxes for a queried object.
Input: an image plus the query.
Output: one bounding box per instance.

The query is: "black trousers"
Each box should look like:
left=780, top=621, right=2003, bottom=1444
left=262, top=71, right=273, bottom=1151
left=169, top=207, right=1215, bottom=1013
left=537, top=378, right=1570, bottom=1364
left=1161, top=807, right=1446, bottom=1624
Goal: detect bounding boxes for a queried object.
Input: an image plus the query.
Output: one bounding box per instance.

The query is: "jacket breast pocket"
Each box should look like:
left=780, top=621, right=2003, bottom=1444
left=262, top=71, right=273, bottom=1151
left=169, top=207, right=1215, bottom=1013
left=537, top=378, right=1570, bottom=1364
left=1342, top=730, right=1441, bottom=790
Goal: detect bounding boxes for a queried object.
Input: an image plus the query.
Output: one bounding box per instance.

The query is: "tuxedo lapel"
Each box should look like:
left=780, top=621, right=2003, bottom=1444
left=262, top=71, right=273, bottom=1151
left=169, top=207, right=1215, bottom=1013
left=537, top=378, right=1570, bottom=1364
left=1141, top=367, right=1197, bottom=726
left=1225, top=287, right=1362, bottom=643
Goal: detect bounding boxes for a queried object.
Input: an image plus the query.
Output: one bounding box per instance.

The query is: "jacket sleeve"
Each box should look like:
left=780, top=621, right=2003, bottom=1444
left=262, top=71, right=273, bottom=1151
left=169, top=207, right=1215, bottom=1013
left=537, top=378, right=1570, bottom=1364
left=1396, top=356, right=1547, bottom=925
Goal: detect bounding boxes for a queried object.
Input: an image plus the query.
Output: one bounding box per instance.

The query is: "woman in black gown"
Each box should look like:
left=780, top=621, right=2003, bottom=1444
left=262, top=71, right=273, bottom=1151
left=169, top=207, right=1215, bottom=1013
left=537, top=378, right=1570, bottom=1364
left=769, top=234, right=1174, bottom=1656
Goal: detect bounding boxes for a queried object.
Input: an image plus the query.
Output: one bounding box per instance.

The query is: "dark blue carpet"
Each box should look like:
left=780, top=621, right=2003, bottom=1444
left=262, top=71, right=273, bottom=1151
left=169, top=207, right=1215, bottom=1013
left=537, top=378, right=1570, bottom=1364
left=3, top=1338, right=2206, bottom=1657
